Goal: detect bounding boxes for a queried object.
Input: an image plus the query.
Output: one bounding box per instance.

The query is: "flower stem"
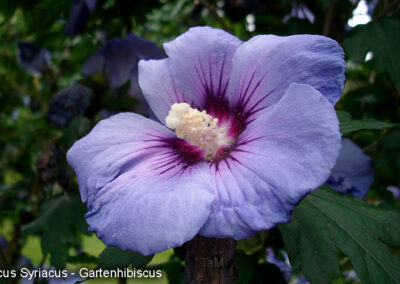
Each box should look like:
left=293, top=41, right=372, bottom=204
left=185, top=235, right=238, bottom=284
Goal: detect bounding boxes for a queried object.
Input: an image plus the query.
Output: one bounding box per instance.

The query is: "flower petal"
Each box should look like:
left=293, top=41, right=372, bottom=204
left=163, top=26, right=242, bottom=108
left=48, top=83, right=91, bottom=127
left=84, top=0, right=97, bottom=11
left=387, top=186, right=400, bottom=200
left=82, top=34, right=164, bottom=89
left=326, top=138, right=374, bottom=198
left=67, top=113, right=169, bottom=203
left=199, top=83, right=341, bottom=239
left=67, top=113, right=214, bottom=254
left=128, top=65, right=150, bottom=115
left=226, top=34, right=346, bottom=121
left=138, top=58, right=184, bottom=123
left=85, top=164, right=213, bottom=255
left=17, top=42, right=51, bottom=76
left=64, top=0, right=91, bottom=35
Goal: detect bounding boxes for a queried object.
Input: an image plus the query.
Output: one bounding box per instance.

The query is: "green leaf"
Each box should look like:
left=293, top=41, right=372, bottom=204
left=67, top=253, right=99, bottom=265
left=344, top=17, right=400, bottom=86
left=279, top=187, right=400, bottom=284
left=337, top=110, right=396, bottom=134
left=98, top=247, right=153, bottom=270
left=376, top=130, right=400, bottom=183
left=24, top=0, right=71, bottom=35
left=22, top=195, right=89, bottom=269
left=236, top=251, right=256, bottom=284
left=237, top=231, right=269, bottom=255
left=59, top=116, right=91, bottom=149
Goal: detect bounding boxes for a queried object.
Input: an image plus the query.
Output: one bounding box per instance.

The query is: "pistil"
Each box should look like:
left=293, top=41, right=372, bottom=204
left=166, top=103, right=233, bottom=159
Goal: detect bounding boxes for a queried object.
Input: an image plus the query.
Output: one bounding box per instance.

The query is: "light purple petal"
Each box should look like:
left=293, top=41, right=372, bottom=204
left=163, top=26, right=242, bottom=107
left=139, top=27, right=241, bottom=123
left=326, top=138, right=374, bottom=198
left=67, top=113, right=170, bottom=203
left=67, top=113, right=214, bottom=254
left=199, top=83, right=341, bottom=239
left=283, top=2, right=315, bottom=24
left=138, top=58, right=187, bottom=123
left=266, top=248, right=292, bottom=281
left=226, top=34, right=345, bottom=121
left=85, top=165, right=213, bottom=255
left=387, top=185, right=400, bottom=200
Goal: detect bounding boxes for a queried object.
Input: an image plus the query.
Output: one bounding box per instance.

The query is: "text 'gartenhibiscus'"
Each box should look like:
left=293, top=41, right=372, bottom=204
left=67, top=26, right=346, bottom=255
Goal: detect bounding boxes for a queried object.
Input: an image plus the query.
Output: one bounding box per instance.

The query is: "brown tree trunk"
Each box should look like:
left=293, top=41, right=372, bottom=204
left=185, top=235, right=238, bottom=284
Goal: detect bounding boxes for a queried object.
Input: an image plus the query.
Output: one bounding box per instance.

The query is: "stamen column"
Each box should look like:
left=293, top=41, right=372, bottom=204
left=185, top=235, right=238, bottom=284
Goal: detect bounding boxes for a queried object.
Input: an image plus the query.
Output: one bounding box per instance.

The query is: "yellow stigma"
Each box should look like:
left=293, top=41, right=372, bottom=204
left=165, top=103, right=233, bottom=159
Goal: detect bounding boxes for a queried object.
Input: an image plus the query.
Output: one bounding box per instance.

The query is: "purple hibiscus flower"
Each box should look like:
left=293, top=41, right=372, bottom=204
left=81, top=33, right=165, bottom=114
left=64, top=0, right=97, bottom=35
left=326, top=138, right=374, bottom=198
left=387, top=185, right=400, bottom=200
left=67, top=26, right=345, bottom=255
left=17, top=42, right=51, bottom=76
left=48, top=83, right=92, bottom=127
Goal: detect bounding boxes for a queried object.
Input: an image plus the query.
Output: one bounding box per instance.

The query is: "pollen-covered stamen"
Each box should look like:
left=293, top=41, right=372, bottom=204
left=166, top=103, right=233, bottom=159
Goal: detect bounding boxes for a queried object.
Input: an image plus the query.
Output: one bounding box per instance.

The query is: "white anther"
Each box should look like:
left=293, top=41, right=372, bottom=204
left=165, top=103, right=233, bottom=159
left=166, top=103, right=191, bottom=129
